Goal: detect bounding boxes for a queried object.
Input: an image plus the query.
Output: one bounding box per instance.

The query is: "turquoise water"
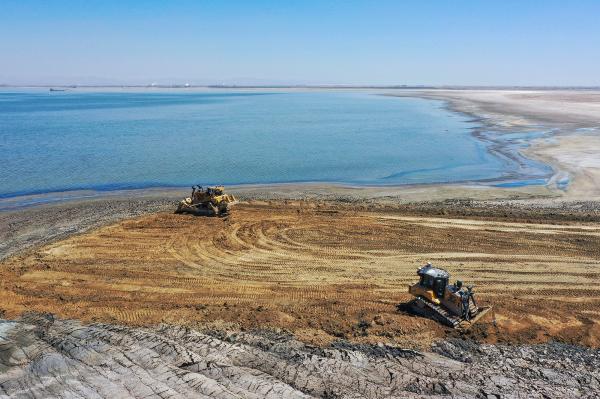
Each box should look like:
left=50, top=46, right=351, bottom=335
left=0, top=89, right=551, bottom=198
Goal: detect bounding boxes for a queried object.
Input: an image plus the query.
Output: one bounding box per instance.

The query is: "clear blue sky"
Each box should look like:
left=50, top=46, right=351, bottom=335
left=1, top=0, right=599, bottom=86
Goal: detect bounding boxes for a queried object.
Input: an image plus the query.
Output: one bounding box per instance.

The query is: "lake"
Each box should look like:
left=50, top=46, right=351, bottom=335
left=0, top=89, right=551, bottom=198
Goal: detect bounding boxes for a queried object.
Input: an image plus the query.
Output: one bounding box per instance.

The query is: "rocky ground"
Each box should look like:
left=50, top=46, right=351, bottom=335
left=0, top=314, right=598, bottom=398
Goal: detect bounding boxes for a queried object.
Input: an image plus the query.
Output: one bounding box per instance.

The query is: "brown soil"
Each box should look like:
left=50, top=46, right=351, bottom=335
left=2, top=201, right=599, bottom=349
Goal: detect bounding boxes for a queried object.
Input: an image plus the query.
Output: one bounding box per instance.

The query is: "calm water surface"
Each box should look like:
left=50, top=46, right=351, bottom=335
left=0, top=89, right=551, bottom=197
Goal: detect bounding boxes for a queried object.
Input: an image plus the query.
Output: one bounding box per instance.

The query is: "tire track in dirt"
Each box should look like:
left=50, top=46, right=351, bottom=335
left=1, top=203, right=599, bottom=348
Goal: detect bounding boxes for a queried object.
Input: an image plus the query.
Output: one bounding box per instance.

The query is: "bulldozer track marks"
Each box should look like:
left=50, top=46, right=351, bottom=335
left=1, top=203, right=600, bottom=347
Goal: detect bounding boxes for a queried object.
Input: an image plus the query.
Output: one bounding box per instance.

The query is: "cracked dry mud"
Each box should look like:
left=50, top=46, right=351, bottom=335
left=0, top=314, right=598, bottom=398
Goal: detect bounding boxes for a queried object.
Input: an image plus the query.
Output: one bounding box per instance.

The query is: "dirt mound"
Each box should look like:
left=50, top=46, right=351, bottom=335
left=0, top=315, right=597, bottom=398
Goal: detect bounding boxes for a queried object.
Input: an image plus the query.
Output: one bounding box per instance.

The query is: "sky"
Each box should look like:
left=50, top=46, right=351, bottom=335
left=1, top=0, right=599, bottom=86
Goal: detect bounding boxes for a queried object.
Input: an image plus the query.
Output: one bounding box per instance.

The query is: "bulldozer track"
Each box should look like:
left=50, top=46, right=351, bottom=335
left=1, top=202, right=600, bottom=348
left=410, top=297, right=462, bottom=328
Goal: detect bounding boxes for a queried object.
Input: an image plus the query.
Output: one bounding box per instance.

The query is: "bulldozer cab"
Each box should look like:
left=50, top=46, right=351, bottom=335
left=211, top=186, right=224, bottom=195
left=190, top=186, right=225, bottom=202
left=417, top=264, right=449, bottom=299
left=433, top=277, right=447, bottom=298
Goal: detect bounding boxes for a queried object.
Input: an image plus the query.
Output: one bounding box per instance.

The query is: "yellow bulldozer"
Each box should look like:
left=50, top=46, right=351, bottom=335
left=406, top=263, right=491, bottom=328
left=175, top=185, right=237, bottom=216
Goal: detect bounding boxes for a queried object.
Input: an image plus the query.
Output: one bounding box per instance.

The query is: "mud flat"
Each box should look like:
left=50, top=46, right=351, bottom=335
left=0, top=192, right=180, bottom=261
left=0, top=314, right=597, bottom=398
left=527, top=133, right=600, bottom=199
left=387, top=89, right=600, bottom=200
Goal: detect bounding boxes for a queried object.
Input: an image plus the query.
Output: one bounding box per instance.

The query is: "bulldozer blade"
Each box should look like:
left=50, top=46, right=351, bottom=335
left=458, top=306, right=492, bottom=329
left=190, top=208, right=218, bottom=216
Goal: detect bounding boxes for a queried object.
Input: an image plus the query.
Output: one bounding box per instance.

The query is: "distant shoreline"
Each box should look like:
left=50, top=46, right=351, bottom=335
left=0, top=180, right=558, bottom=214
left=1, top=88, right=599, bottom=209
left=0, top=88, right=558, bottom=206
left=3, top=84, right=600, bottom=90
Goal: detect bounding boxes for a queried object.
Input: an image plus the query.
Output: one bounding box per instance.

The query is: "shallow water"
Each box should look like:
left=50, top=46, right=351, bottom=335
left=0, top=89, right=551, bottom=197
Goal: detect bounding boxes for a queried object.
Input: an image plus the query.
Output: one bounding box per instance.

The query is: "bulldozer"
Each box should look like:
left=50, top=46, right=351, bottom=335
left=405, top=263, right=491, bottom=328
left=175, top=185, right=237, bottom=216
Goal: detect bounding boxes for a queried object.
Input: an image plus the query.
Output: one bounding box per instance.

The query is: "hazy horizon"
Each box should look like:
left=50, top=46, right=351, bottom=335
left=2, top=1, right=599, bottom=86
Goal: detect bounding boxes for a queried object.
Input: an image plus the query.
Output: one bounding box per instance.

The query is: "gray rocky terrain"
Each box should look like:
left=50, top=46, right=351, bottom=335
left=0, top=314, right=598, bottom=398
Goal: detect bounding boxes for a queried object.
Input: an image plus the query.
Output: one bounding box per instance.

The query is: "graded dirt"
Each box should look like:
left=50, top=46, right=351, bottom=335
left=2, top=201, right=599, bottom=350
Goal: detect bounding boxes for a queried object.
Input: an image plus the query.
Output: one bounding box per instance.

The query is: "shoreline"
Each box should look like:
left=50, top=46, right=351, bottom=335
left=385, top=89, right=600, bottom=200
left=2, top=88, right=599, bottom=207
left=0, top=179, right=559, bottom=213
left=2, top=185, right=598, bottom=262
